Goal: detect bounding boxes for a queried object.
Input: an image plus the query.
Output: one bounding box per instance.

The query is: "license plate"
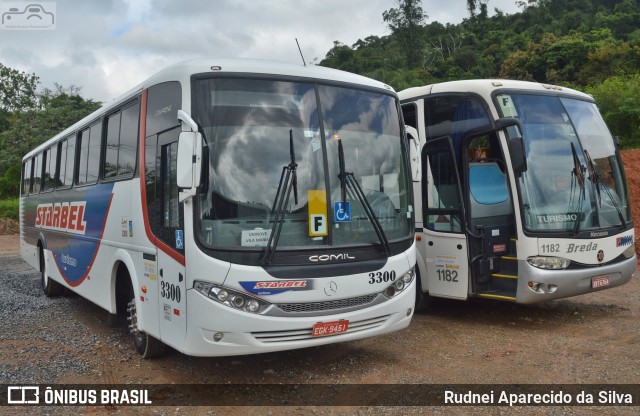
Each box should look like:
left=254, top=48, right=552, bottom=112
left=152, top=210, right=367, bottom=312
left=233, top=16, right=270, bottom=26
left=592, top=275, right=610, bottom=289
left=312, top=320, right=349, bottom=337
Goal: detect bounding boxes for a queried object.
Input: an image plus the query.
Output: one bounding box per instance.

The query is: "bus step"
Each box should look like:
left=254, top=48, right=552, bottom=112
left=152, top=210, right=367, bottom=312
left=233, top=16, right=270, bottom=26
left=491, top=273, right=517, bottom=279
left=477, top=292, right=517, bottom=302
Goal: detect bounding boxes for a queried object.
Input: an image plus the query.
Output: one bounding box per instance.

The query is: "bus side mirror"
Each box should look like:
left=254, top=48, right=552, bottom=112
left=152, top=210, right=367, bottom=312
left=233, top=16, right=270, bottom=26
left=406, top=126, right=422, bottom=182
left=177, top=110, right=203, bottom=200
left=496, top=118, right=527, bottom=176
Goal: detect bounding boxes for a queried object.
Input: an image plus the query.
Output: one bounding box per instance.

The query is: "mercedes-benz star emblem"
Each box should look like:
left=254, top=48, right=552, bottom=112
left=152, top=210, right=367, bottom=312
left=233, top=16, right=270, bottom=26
left=324, top=281, right=338, bottom=296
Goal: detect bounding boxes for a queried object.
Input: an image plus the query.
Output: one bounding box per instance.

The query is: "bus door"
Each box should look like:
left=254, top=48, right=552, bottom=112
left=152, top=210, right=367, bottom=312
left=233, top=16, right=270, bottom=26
left=463, top=134, right=517, bottom=301
left=422, top=137, right=469, bottom=300
left=154, top=127, right=187, bottom=344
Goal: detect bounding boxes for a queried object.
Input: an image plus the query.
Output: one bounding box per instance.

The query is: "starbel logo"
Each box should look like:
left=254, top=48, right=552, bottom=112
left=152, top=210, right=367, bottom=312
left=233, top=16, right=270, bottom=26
left=309, top=253, right=356, bottom=262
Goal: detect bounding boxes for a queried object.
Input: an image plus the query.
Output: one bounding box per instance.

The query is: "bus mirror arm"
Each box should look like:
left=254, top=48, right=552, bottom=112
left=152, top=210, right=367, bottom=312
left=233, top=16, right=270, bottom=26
left=496, top=118, right=527, bottom=176
left=178, top=110, right=199, bottom=133
left=405, top=126, right=422, bottom=182
left=177, top=110, right=203, bottom=201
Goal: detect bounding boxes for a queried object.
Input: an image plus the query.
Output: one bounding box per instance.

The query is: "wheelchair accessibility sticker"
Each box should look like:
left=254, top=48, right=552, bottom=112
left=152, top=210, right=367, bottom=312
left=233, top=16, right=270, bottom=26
left=175, top=230, right=184, bottom=250
left=334, top=202, right=351, bottom=223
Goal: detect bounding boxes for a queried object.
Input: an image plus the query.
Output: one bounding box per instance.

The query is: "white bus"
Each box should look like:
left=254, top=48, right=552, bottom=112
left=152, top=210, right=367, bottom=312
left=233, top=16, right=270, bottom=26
left=20, top=59, right=416, bottom=357
left=399, top=80, right=636, bottom=308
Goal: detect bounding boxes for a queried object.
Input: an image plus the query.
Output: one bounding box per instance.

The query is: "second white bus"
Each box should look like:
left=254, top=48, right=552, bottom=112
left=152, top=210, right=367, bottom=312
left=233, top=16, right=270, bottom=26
left=399, top=79, right=635, bottom=307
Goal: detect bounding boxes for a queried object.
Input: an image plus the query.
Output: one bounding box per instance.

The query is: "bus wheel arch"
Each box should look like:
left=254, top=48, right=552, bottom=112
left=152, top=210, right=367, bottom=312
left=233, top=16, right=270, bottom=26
left=113, top=260, right=166, bottom=358
left=38, top=240, right=62, bottom=297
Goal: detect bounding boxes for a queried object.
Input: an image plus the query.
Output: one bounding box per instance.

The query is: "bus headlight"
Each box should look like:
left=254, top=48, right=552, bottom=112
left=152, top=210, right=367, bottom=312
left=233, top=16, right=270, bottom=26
left=527, top=256, right=571, bottom=270
left=382, top=268, right=415, bottom=298
left=194, top=281, right=269, bottom=314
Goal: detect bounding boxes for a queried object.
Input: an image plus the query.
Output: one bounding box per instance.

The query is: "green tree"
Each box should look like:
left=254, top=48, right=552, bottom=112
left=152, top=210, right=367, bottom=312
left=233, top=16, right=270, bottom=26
left=0, top=63, right=38, bottom=112
left=0, top=84, right=101, bottom=184
left=382, top=0, right=427, bottom=67
left=586, top=74, right=640, bottom=149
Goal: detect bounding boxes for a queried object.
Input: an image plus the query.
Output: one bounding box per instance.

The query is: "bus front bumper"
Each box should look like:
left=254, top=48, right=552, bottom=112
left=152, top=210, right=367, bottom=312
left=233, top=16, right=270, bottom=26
left=515, top=255, right=637, bottom=304
left=180, top=280, right=416, bottom=357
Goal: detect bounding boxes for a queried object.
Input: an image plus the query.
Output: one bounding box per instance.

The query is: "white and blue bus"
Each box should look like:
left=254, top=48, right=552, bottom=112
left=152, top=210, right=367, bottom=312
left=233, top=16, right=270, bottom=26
left=20, top=59, right=416, bottom=357
left=399, top=80, right=635, bottom=308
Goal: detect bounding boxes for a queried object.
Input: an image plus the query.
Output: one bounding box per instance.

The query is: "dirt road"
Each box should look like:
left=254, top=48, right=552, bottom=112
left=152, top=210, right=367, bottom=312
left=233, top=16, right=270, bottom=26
left=1, top=235, right=638, bottom=415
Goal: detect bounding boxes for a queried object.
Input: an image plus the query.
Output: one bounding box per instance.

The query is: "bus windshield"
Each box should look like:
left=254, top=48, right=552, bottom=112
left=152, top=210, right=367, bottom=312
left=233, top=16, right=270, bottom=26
left=496, top=93, right=632, bottom=233
left=193, top=78, right=412, bottom=257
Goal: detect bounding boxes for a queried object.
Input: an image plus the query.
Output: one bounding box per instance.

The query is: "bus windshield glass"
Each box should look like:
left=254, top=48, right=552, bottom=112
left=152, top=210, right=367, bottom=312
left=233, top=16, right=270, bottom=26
left=193, top=78, right=412, bottom=255
left=496, top=93, right=631, bottom=232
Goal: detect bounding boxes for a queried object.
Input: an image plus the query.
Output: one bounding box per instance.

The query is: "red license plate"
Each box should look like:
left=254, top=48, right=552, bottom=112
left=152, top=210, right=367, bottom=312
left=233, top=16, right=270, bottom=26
left=312, top=320, right=349, bottom=337
left=592, top=275, right=610, bottom=289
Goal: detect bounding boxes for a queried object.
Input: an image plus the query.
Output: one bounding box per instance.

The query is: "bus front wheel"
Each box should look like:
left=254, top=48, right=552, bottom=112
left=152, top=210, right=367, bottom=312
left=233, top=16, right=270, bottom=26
left=126, top=282, right=166, bottom=358
left=40, top=248, right=63, bottom=297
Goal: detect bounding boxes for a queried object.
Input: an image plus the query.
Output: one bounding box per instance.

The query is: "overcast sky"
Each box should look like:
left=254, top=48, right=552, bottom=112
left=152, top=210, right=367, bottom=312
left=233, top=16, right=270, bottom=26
left=0, top=0, right=521, bottom=103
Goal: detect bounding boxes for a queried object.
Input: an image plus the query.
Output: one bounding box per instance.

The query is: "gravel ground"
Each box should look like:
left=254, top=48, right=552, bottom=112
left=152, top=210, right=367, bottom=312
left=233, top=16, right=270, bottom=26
left=1, top=236, right=639, bottom=415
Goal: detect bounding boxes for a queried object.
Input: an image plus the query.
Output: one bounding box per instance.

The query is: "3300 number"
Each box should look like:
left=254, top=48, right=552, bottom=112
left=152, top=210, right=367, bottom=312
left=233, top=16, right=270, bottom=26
left=368, top=271, right=397, bottom=284
left=160, top=281, right=181, bottom=303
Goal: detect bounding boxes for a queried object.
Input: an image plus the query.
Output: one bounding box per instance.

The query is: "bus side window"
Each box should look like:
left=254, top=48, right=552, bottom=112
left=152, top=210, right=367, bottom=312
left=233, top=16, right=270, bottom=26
left=22, top=158, right=32, bottom=195
left=104, top=101, right=139, bottom=180
left=32, top=153, right=42, bottom=194
left=77, top=122, right=101, bottom=185
left=146, top=126, right=183, bottom=252
left=57, top=135, right=75, bottom=188
left=162, top=141, right=180, bottom=228
left=43, top=145, right=57, bottom=191
left=424, top=141, right=463, bottom=233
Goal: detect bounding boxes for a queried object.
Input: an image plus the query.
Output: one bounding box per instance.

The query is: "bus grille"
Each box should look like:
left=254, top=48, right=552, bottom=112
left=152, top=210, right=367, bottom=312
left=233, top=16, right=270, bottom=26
left=275, top=293, right=379, bottom=314
left=251, top=315, right=390, bottom=343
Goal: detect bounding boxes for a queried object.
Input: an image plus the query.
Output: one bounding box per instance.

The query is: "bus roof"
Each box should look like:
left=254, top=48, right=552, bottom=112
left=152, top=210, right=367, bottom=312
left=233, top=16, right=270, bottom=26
left=397, top=79, right=592, bottom=102
left=24, top=58, right=395, bottom=160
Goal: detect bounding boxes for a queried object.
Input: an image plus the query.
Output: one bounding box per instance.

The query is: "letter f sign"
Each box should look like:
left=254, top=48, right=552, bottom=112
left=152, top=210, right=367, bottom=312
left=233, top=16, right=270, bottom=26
left=310, top=214, right=327, bottom=236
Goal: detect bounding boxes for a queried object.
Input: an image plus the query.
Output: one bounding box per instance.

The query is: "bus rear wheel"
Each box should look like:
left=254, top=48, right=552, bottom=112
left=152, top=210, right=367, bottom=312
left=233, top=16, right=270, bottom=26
left=126, top=283, right=166, bottom=358
left=40, top=248, right=63, bottom=297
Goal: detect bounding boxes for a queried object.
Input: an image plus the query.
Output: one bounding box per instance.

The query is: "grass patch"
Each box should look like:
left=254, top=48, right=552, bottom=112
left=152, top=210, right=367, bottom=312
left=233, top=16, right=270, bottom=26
left=0, top=198, right=19, bottom=220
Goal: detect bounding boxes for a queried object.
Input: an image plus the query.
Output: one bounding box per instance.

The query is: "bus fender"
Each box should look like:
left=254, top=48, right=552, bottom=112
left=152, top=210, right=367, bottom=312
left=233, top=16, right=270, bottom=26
left=109, top=249, right=139, bottom=314
left=415, top=247, right=429, bottom=294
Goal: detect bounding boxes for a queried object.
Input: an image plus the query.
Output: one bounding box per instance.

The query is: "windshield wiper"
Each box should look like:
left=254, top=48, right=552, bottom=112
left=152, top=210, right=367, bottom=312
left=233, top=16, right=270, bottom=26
left=337, top=139, right=391, bottom=256
left=571, top=142, right=586, bottom=235
left=262, top=130, right=298, bottom=265
left=584, top=149, right=626, bottom=229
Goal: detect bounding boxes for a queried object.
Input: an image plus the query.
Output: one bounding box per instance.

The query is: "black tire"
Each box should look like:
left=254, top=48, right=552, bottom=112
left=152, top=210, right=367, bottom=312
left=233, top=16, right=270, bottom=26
left=40, top=248, right=63, bottom=297
left=126, top=281, right=166, bottom=358
left=414, top=268, right=434, bottom=312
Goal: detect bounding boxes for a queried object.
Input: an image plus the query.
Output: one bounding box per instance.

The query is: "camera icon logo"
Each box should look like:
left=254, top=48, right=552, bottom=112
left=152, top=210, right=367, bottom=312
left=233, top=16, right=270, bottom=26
left=1, top=3, right=56, bottom=30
